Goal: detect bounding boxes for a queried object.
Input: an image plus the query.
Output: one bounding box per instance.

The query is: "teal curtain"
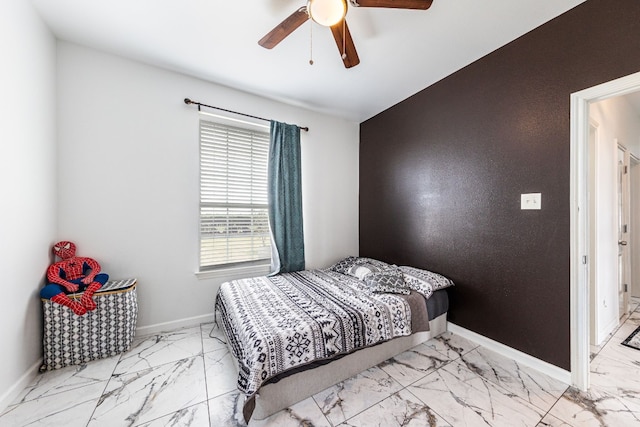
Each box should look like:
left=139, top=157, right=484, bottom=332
left=268, top=121, right=305, bottom=274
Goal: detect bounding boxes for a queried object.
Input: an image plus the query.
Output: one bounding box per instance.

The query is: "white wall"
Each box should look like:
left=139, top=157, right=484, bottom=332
left=632, top=158, right=640, bottom=298
left=56, top=42, right=360, bottom=329
left=0, top=0, right=57, bottom=409
left=589, top=95, right=640, bottom=343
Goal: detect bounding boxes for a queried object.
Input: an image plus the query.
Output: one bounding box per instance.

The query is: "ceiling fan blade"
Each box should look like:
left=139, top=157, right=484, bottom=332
left=258, top=7, right=308, bottom=49
left=330, top=20, right=360, bottom=69
left=351, top=0, right=433, bottom=10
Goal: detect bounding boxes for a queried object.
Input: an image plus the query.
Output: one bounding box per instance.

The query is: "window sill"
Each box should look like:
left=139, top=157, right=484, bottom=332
left=195, top=263, right=271, bottom=281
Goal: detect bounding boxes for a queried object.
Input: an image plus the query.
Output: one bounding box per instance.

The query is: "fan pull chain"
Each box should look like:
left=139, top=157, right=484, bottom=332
left=342, top=19, right=347, bottom=60
left=309, top=19, right=314, bottom=65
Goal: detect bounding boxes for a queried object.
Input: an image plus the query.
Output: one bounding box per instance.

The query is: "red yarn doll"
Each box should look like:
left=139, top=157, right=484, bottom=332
left=40, top=241, right=109, bottom=316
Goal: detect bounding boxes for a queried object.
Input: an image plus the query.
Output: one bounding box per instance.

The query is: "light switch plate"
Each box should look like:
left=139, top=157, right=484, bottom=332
left=521, top=193, right=541, bottom=210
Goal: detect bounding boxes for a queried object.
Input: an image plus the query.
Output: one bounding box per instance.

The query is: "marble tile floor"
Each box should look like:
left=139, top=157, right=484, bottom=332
left=3, top=302, right=640, bottom=427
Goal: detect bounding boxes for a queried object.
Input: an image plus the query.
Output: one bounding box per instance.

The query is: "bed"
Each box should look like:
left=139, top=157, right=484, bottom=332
left=214, top=256, right=453, bottom=422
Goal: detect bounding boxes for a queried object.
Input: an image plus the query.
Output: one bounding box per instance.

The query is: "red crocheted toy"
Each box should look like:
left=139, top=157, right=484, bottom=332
left=40, top=241, right=109, bottom=316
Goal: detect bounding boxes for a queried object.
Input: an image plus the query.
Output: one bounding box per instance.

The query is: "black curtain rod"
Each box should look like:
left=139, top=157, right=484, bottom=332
left=184, top=98, right=309, bottom=132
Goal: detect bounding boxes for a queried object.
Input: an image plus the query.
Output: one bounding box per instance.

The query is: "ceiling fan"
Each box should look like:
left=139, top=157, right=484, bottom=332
left=259, top=0, right=434, bottom=68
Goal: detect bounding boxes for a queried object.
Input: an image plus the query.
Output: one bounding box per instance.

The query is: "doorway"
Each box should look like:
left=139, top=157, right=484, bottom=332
left=586, top=105, right=638, bottom=349
left=570, top=70, right=640, bottom=391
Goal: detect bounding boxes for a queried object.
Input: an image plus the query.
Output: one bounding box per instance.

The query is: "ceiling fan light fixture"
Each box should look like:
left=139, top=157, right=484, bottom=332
left=307, top=0, right=347, bottom=27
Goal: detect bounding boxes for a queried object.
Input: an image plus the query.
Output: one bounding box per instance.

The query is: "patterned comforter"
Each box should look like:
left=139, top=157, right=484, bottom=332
left=215, top=269, right=416, bottom=407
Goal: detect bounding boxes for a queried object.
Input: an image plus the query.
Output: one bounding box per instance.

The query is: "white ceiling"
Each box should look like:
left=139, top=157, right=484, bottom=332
left=31, top=0, right=586, bottom=122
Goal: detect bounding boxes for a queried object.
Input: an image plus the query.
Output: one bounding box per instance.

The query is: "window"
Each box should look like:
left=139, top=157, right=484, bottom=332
left=199, top=116, right=271, bottom=270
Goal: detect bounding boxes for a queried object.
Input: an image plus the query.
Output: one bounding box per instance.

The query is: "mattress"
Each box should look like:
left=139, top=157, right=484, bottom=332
left=215, top=269, right=424, bottom=399
left=259, top=287, right=449, bottom=386
left=426, top=287, right=449, bottom=320
left=215, top=258, right=454, bottom=422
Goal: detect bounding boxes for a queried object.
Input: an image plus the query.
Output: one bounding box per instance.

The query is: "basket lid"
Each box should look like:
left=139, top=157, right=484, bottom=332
left=96, top=278, right=137, bottom=293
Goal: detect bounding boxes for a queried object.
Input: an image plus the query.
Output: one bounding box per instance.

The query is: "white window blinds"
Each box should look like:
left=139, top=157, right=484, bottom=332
left=199, top=118, right=271, bottom=269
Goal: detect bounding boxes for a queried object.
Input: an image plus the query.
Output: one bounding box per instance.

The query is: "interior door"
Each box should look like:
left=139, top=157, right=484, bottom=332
left=618, top=145, right=631, bottom=318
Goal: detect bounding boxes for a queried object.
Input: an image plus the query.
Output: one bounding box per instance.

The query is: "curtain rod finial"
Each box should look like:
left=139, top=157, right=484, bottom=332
left=184, top=98, right=192, bottom=105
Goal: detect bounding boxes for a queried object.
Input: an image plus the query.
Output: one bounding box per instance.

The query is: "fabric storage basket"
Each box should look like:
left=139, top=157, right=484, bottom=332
left=40, top=278, right=138, bottom=371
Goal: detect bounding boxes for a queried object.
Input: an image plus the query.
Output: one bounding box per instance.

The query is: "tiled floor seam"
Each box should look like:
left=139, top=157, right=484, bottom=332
left=335, top=355, right=454, bottom=427
left=85, top=354, right=122, bottom=427
left=536, top=387, right=574, bottom=427
left=200, top=323, right=215, bottom=427
left=403, top=386, right=456, bottom=427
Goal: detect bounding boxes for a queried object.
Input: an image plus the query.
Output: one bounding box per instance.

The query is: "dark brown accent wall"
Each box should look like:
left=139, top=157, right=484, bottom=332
left=359, top=0, right=640, bottom=370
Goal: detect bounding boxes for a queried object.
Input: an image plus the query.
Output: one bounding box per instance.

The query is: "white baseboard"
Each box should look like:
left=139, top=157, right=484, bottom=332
left=0, top=314, right=217, bottom=414
left=0, top=358, right=42, bottom=412
left=597, top=316, right=620, bottom=347
left=136, top=313, right=215, bottom=337
left=447, top=322, right=572, bottom=385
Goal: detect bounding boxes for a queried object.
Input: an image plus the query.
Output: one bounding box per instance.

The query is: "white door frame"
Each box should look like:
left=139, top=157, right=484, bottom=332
left=588, top=121, right=599, bottom=345
left=570, top=70, right=640, bottom=391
